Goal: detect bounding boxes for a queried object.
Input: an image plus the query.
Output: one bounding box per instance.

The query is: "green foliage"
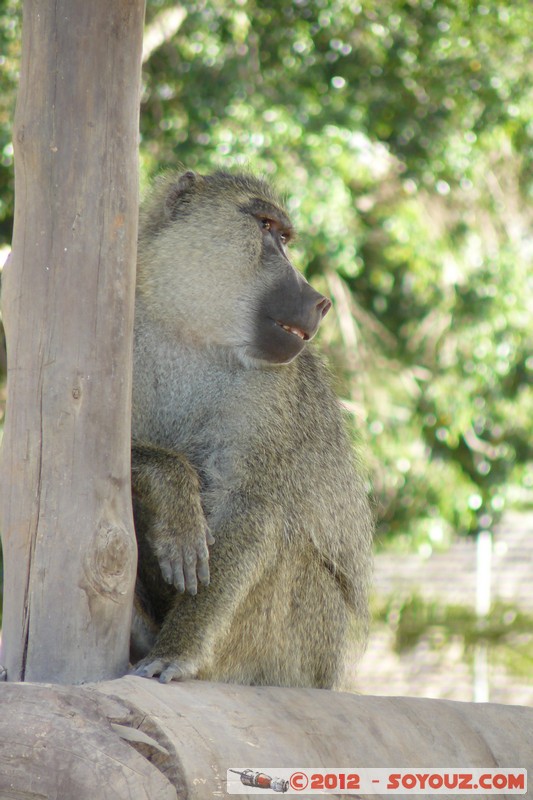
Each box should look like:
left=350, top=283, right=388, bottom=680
left=0, top=0, right=18, bottom=243
left=0, top=0, right=532, bottom=550
left=376, top=593, right=533, bottom=680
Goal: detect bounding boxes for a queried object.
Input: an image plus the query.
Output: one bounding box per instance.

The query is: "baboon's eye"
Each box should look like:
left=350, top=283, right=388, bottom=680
left=258, top=216, right=292, bottom=245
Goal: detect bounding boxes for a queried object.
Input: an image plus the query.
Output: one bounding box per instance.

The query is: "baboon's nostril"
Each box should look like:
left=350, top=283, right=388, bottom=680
left=317, top=296, right=332, bottom=318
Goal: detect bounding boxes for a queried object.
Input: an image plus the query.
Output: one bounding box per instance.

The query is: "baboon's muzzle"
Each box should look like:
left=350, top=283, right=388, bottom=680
left=255, top=270, right=332, bottom=364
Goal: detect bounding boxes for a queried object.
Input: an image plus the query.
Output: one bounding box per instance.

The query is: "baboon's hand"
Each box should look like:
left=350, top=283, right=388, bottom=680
left=131, top=655, right=198, bottom=683
left=153, top=516, right=215, bottom=595
left=132, top=442, right=215, bottom=594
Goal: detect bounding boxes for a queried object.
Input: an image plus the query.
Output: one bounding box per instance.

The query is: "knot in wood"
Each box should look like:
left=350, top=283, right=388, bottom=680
left=84, top=523, right=136, bottom=602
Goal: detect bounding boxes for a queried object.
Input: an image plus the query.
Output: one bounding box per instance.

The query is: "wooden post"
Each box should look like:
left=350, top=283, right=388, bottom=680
left=0, top=0, right=146, bottom=683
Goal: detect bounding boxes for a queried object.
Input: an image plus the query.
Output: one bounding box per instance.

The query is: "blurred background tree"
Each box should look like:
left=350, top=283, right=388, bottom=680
left=1, top=0, right=532, bottom=626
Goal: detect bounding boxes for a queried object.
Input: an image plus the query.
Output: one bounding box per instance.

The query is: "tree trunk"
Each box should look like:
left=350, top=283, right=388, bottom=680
left=0, top=0, right=146, bottom=683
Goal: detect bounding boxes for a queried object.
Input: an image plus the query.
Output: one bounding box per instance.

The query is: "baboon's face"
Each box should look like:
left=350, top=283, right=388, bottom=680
left=239, top=195, right=331, bottom=365
left=146, top=172, right=331, bottom=366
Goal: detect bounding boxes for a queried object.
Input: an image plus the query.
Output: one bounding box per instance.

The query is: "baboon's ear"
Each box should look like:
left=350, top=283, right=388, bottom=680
left=165, top=171, right=199, bottom=220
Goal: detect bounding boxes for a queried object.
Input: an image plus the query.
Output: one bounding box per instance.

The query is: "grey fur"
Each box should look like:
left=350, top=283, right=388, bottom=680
left=130, top=170, right=373, bottom=688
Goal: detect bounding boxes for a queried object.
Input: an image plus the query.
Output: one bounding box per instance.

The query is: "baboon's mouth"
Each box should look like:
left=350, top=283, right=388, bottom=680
left=276, top=321, right=310, bottom=341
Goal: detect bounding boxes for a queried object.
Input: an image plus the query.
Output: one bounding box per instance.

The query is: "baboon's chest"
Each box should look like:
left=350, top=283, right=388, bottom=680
left=134, top=335, right=260, bottom=476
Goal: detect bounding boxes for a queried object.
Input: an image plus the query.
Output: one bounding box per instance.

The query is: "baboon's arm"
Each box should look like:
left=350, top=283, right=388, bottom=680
left=131, top=499, right=282, bottom=682
left=131, top=441, right=214, bottom=595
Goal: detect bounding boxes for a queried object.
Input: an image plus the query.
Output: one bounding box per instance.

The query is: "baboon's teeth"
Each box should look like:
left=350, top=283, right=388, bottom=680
left=278, top=322, right=308, bottom=341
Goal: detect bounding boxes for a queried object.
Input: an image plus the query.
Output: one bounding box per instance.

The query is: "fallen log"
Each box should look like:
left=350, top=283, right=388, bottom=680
left=0, top=677, right=531, bottom=799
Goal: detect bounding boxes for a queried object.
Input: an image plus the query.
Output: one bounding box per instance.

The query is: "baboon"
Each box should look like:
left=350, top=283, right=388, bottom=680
left=130, top=170, right=373, bottom=688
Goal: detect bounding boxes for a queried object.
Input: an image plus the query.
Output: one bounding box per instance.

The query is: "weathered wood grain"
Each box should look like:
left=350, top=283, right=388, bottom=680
left=0, top=682, right=176, bottom=799
left=0, top=0, right=145, bottom=683
left=1, top=679, right=532, bottom=800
